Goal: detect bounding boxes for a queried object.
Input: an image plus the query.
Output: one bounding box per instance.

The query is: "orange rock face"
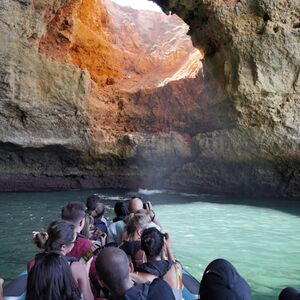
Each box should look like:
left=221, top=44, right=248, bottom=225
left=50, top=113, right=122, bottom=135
left=39, top=0, right=122, bottom=86
left=38, top=0, right=202, bottom=140
left=39, top=0, right=201, bottom=89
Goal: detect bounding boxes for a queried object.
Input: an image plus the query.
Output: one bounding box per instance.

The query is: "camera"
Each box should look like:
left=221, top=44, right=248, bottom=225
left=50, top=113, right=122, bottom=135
left=143, top=201, right=151, bottom=210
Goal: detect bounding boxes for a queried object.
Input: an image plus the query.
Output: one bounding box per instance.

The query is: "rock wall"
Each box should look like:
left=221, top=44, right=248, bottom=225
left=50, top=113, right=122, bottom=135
left=0, top=0, right=92, bottom=181
left=0, top=0, right=299, bottom=198
left=154, top=0, right=300, bottom=198
left=0, top=0, right=206, bottom=192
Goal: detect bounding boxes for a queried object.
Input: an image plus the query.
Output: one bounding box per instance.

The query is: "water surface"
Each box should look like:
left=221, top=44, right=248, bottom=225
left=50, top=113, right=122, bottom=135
left=0, top=189, right=299, bottom=300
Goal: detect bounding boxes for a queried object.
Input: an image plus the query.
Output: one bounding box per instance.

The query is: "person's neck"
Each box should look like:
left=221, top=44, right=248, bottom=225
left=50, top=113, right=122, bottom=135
left=110, top=280, right=133, bottom=299
left=127, top=233, right=139, bottom=241
left=74, top=226, right=81, bottom=234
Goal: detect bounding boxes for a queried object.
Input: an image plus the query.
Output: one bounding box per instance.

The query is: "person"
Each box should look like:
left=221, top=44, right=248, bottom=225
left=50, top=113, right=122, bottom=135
left=26, top=219, right=93, bottom=300
left=93, top=202, right=108, bottom=235
left=119, top=213, right=151, bottom=270
left=61, top=202, right=98, bottom=290
left=86, top=194, right=110, bottom=230
left=107, top=201, right=129, bottom=244
left=133, top=227, right=183, bottom=300
left=129, top=198, right=160, bottom=226
left=86, top=194, right=102, bottom=215
left=61, top=202, right=94, bottom=260
left=279, top=287, right=300, bottom=300
left=199, top=258, right=251, bottom=300
left=0, top=277, right=3, bottom=300
left=95, top=247, right=175, bottom=300
left=114, top=197, right=161, bottom=244
left=113, top=201, right=129, bottom=223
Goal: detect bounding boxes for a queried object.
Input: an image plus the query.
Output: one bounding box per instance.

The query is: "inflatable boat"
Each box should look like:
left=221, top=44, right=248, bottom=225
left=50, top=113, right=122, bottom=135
left=4, top=268, right=199, bottom=300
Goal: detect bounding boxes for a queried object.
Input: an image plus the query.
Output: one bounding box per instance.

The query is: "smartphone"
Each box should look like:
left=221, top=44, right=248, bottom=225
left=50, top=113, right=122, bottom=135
left=143, top=202, right=150, bottom=210
left=81, top=244, right=99, bottom=263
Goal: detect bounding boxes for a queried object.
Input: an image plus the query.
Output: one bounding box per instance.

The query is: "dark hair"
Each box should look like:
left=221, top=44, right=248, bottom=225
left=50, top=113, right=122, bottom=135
left=141, top=227, right=164, bottom=259
left=61, top=202, right=86, bottom=226
left=114, top=201, right=128, bottom=218
left=86, top=194, right=102, bottom=212
left=26, top=253, right=81, bottom=300
left=33, top=219, right=75, bottom=252
left=279, top=287, right=300, bottom=300
left=96, top=247, right=129, bottom=293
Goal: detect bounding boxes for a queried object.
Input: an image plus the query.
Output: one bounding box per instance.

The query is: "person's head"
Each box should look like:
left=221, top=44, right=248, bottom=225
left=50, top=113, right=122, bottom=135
left=93, top=202, right=105, bottom=219
left=141, top=227, right=164, bottom=259
left=125, top=212, right=151, bottom=240
left=96, top=247, right=132, bottom=296
left=61, top=202, right=86, bottom=232
left=26, top=253, right=81, bottom=300
left=279, top=287, right=300, bottom=300
left=128, top=197, right=143, bottom=213
left=86, top=194, right=102, bottom=214
left=114, top=201, right=129, bottom=219
left=33, top=219, right=76, bottom=255
left=199, top=258, right=251, bottom=300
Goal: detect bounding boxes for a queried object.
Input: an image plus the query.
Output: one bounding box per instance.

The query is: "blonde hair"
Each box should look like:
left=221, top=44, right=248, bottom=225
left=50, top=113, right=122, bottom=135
left=125, top=213, right=151, bottom=239
left=81, top=214, right=94, bottom=238
left=32, top=231, right=49, bottom=249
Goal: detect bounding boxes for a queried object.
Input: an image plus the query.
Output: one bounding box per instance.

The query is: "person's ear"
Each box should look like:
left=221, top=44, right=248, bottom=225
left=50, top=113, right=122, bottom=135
left=80, top=218, right=85, bottom=228
left=129, top=261, right=134, bottom=273
left=60, top=244, right=68, bottom=254
left=137, top=228, right=142, bottom=237
left=98, top=278, right=106, bottom=288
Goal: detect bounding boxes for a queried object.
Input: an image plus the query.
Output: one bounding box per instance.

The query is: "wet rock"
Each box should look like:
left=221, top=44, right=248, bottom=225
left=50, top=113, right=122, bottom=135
left=153, top=0, right=300, bottom=198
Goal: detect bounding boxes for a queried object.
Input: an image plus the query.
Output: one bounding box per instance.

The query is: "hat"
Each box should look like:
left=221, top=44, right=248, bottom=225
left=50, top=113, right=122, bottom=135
left=279, top=287, right=300, bottom=300
left=199, top=258, right=251, bottom=300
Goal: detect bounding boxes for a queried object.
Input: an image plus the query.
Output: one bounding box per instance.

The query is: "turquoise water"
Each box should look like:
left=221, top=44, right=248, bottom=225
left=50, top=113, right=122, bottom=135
left=0, top=189, right=300, bottom=299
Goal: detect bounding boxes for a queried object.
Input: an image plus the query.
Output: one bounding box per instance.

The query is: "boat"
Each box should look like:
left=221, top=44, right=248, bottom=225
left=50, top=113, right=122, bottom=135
left=4, top=268, right=199, bottom=300
left=3, top=271, right=26, bottom=300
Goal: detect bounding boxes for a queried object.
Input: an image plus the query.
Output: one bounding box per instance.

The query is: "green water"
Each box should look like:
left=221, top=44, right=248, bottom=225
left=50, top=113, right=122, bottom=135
left=0, top=189, right=300, bottom=300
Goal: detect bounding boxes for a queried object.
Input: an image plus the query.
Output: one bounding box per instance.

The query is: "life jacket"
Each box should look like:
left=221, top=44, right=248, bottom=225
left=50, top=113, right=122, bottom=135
left=123, top=279, right=175, bottom=300
left=137, top=260, right=173, bottom=277
left=138, top=260, right=183, bottom=300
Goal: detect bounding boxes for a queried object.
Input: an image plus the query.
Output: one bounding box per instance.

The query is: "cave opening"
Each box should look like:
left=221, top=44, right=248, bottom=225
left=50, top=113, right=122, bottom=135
left=38, top=0, right=206, bottom=138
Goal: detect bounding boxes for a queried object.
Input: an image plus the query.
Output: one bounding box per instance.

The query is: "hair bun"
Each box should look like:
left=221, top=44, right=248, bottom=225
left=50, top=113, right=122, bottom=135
left=32, top=230, right=49, bottom=249
left=43, top=231, right=49, bottom=241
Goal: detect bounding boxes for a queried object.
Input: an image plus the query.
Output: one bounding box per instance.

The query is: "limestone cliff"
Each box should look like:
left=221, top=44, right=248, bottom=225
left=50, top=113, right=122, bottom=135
left=153, top=0, right=300, bottom=198
left=0, top=0, right=207, bottom=191
left=0, top=0, right=299, bottom=198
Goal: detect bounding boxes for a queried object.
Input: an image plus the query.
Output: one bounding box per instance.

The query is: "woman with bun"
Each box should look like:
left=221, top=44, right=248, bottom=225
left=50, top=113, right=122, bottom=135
left=26, top=219, right=93, bottom=300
